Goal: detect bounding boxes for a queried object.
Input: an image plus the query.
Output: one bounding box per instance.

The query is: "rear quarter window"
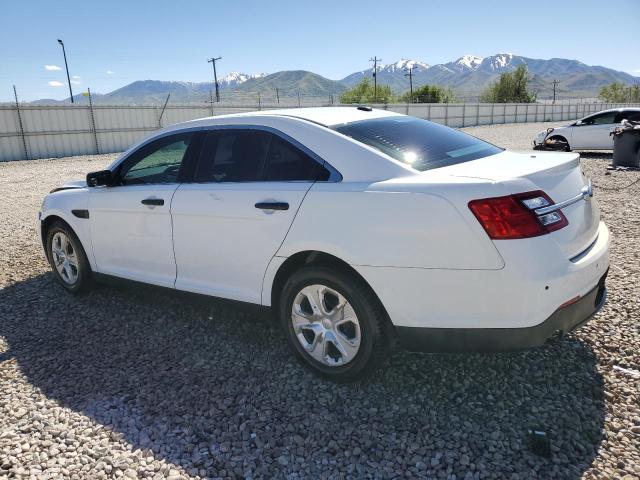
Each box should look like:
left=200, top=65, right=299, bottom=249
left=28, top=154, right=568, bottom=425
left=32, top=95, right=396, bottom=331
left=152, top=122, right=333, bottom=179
left=332, top=116, right=502, bottom=171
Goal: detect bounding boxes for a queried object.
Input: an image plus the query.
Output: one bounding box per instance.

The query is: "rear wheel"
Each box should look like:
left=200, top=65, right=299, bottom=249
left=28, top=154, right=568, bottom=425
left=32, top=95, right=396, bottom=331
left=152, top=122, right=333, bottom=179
left=46, top=221, right=92, bottom=293
left=279, top=266, right=392, bottom=382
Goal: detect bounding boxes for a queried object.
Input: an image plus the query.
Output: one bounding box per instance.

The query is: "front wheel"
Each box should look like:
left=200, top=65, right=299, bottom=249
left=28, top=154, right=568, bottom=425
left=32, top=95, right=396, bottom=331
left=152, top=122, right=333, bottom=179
left=548, top=135, right=571, bottom=152
left=279, top=266, right=392, bottom=382
left=46, top=221, right=92, bottom=293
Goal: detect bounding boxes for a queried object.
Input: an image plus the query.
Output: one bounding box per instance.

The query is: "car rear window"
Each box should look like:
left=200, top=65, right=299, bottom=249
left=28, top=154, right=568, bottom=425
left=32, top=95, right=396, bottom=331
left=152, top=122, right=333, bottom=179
left=332, top=116, right=502, bottom=171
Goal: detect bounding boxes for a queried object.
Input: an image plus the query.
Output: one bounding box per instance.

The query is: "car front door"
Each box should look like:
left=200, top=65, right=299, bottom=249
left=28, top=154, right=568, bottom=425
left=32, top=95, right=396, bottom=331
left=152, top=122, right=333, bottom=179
left=88, top=132, right=199, bottom=287
left=571, top=112, right=617, bottom=149
left=171, top=128, right=331, bottom=303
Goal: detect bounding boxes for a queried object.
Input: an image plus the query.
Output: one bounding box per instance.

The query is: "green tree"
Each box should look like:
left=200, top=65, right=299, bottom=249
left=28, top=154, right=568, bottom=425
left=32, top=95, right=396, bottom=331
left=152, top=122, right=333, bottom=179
left=480, top=65, right=536, bottom=103
left=339, top=78, right=394, bottom=104
left=401, top=84, right=456, bottom=103
left=598, top=83, right=640, bottom=103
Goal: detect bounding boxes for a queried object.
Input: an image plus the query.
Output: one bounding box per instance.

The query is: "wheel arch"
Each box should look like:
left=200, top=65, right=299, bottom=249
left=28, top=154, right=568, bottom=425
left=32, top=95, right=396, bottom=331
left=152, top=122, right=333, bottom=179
left=548, top=134, right=571, bottom=151
left=41, top=214, right=68, bottom=251
left=40, top=212, right=97, bottom=271
left=266, top=250, right=392, bottom=324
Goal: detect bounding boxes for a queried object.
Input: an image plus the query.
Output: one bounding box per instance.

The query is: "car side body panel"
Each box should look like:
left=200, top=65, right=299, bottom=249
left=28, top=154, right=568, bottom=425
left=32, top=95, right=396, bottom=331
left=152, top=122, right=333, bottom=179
left=276, top=181, right=505, bottom=270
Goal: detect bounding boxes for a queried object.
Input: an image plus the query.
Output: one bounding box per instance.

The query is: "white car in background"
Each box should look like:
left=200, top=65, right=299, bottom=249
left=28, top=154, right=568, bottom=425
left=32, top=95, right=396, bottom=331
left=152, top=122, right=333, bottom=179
left=40, top=107, right=609, bottom=381
left=534, top=107, right=640, bottom=151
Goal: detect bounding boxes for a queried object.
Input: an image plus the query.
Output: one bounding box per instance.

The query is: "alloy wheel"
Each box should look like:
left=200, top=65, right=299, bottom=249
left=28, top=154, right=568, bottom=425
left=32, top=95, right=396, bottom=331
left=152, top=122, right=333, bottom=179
left=51, top=231, right=79, bottom=285
left=291, top=284, right=361, bottom=366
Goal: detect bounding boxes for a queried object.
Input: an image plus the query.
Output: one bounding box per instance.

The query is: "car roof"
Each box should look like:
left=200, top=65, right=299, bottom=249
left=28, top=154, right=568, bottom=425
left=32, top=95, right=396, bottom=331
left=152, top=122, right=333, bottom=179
left=586, top=107, right=640, bottom=115
left=192, top=106, right=402, bottom=127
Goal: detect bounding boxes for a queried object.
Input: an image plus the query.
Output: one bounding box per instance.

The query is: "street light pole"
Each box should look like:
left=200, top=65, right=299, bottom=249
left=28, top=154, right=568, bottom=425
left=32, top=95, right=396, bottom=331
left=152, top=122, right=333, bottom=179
left=207, top=56, right=222, bottom=102
left=57, top=39, right=74, bottom=103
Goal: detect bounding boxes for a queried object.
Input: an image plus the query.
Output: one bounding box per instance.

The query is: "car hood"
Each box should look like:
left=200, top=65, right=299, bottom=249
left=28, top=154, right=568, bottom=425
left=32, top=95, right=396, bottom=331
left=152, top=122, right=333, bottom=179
left=50, top=179, right=87, bottom=193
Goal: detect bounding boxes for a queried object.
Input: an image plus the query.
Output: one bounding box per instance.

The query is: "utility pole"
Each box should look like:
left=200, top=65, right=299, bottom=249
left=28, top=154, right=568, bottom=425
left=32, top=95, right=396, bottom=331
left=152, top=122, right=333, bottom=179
left=404, top=65, right=415, bottom=103
left=369, top=56, right=381, bottom=102
left=275, top=88, right=280, bottom=104
left=552, top=79, right=559, bottom=104
left=207, top=56, right=222, bottom=102
left=57, top=39, right=74, bottom=103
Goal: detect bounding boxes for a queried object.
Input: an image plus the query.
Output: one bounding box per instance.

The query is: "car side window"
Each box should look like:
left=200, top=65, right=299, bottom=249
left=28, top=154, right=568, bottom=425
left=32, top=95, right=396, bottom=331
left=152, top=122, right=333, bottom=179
left=121, top=133, right=192, bottom=185
left=195, top=130, right=270, bottom=182
left=194, top=129, right=330, bottom=182
left=264, top=135, right=329, bottom=181
left=617, top=111, right=640, bottom=122
left=589, top=113, right=616, bottom=125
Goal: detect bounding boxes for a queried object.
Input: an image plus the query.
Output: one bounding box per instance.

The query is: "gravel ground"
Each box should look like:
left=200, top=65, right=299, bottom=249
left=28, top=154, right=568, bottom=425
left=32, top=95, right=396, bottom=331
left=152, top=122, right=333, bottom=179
left=0, top=122, right=639, bottom=479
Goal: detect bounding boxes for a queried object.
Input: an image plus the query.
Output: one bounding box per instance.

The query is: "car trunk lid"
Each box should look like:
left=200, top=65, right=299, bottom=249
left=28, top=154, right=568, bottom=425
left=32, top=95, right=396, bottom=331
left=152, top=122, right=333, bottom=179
left=437, top=151, right=600, bottom=259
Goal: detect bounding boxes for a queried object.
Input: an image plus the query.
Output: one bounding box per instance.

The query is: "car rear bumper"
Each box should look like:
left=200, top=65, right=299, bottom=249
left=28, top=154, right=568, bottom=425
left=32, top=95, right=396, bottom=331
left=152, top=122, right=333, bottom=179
left=396, top=270, right=607, bottom=353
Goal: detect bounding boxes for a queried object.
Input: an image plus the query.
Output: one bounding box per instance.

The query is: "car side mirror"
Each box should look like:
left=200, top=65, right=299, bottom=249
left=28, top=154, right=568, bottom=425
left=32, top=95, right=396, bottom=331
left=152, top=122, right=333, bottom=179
left=86, top=169, right=117, bottom=187
left=574, top=120, right=583, bottom=126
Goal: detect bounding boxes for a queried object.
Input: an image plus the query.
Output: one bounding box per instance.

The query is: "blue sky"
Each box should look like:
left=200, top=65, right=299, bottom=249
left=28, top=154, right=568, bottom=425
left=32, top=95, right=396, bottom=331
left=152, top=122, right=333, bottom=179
left=2, top=0, right=639, bottom=101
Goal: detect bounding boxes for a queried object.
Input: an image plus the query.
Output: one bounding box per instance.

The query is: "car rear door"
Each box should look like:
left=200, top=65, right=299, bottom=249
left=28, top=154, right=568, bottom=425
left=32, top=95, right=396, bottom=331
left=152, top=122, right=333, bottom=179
left=171, top=128, right=331, bottom=303
left=88, top=132, right=199, bottom=288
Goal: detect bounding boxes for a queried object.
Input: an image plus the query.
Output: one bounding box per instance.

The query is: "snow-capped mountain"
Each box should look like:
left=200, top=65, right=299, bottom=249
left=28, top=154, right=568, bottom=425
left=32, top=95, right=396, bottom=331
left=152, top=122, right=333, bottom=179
left=35, top=53, right=639, bottom=104
left=218, top=72, right=267, bottom=88
left=340, top=59, right=431, bottom=91
left=483, top=53, right=515, bottom=70
left=452, top=55, right=484, bottom=71
left=341, top=53, right=639, bottom=99
left=379, top=59, right=430, bottom=73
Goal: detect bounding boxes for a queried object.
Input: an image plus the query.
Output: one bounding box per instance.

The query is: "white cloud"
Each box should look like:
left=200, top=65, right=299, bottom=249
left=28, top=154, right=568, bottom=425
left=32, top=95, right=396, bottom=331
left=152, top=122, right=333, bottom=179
left=45, top=65, right=62, bottom=71
left=72, top=75, right=81, bottom=80
left=71, top=75, right=82, bottom=85
left=48, top=81, right=64, bottom=87
left=106, top=70, right=115, bottom=75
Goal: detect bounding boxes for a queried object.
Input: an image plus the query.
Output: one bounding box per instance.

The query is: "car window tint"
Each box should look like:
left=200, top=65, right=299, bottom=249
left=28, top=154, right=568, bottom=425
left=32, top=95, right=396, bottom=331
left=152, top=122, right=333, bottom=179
left=264, top=135, right=328, bottom=181
left=333, top=116, right=502, bottom=172
left=195, top=130, right=270, bottom=182
left=122, top=134, right=192, bottom=185
left=619, top=111, right=640, bottom=122
left=590, top=113, right=616, bottom=125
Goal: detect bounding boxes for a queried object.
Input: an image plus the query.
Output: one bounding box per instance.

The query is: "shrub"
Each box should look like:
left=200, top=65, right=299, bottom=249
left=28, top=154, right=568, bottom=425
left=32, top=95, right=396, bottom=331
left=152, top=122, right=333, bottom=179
left=340, top=78, right=394, bottom=104
left=598, top=83, right=640, bottom=103
left=401, top=84, right=456, bottom=103
left=480, top=65, right=536, bottom=103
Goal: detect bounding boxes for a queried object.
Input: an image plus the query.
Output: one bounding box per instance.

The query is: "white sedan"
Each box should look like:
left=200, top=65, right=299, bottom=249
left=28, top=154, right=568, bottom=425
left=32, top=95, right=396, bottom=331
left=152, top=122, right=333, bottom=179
left=40, top=107, right=609, bottom=381
left=534, top=107, right=640, bottom=151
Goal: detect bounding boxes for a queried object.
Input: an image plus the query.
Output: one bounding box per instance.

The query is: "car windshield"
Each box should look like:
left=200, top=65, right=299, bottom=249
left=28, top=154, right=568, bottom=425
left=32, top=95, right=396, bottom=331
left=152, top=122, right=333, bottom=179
left=332, top=116, right=503, bottom=171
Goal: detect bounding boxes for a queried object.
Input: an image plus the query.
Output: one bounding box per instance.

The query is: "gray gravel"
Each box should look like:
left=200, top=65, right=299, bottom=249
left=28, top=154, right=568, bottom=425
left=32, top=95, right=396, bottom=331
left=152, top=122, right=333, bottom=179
left=1, top=122, right=639, bottom=479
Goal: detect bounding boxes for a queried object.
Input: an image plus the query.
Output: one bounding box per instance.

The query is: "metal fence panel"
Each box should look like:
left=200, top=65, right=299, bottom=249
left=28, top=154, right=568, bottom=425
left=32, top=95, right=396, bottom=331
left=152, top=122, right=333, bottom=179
left=1, top=102, right=639, bottom=162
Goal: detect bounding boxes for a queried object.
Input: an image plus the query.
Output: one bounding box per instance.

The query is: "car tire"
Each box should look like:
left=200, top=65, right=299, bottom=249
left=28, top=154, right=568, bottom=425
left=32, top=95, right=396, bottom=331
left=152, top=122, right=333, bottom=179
left=279, top=266, right=392, bottom=382
left=46, top=220, right=92, bottom=294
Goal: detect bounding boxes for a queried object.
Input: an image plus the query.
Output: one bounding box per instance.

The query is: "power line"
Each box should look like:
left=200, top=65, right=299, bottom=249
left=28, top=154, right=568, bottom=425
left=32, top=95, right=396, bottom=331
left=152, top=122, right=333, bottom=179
left=369, top=56, right=381, bottom=102
left=207, top=56, right=222, bottom=102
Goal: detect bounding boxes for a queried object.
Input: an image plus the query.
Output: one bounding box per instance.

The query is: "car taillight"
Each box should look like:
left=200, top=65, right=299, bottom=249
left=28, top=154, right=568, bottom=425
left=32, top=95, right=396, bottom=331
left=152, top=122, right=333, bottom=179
left=468, top=191, right=568, bottom=240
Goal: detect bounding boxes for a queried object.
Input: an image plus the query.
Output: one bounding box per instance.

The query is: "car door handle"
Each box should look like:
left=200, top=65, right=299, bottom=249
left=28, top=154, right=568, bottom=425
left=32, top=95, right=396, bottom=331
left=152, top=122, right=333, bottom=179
left=255, top=202, right=289, bottom=211
left=141, top=198, right=164, bottom=206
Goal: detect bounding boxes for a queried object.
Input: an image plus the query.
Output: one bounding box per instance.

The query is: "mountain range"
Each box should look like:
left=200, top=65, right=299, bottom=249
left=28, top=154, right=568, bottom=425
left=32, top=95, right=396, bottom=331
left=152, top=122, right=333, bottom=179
left=32, top=53, right=639, bottom=104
